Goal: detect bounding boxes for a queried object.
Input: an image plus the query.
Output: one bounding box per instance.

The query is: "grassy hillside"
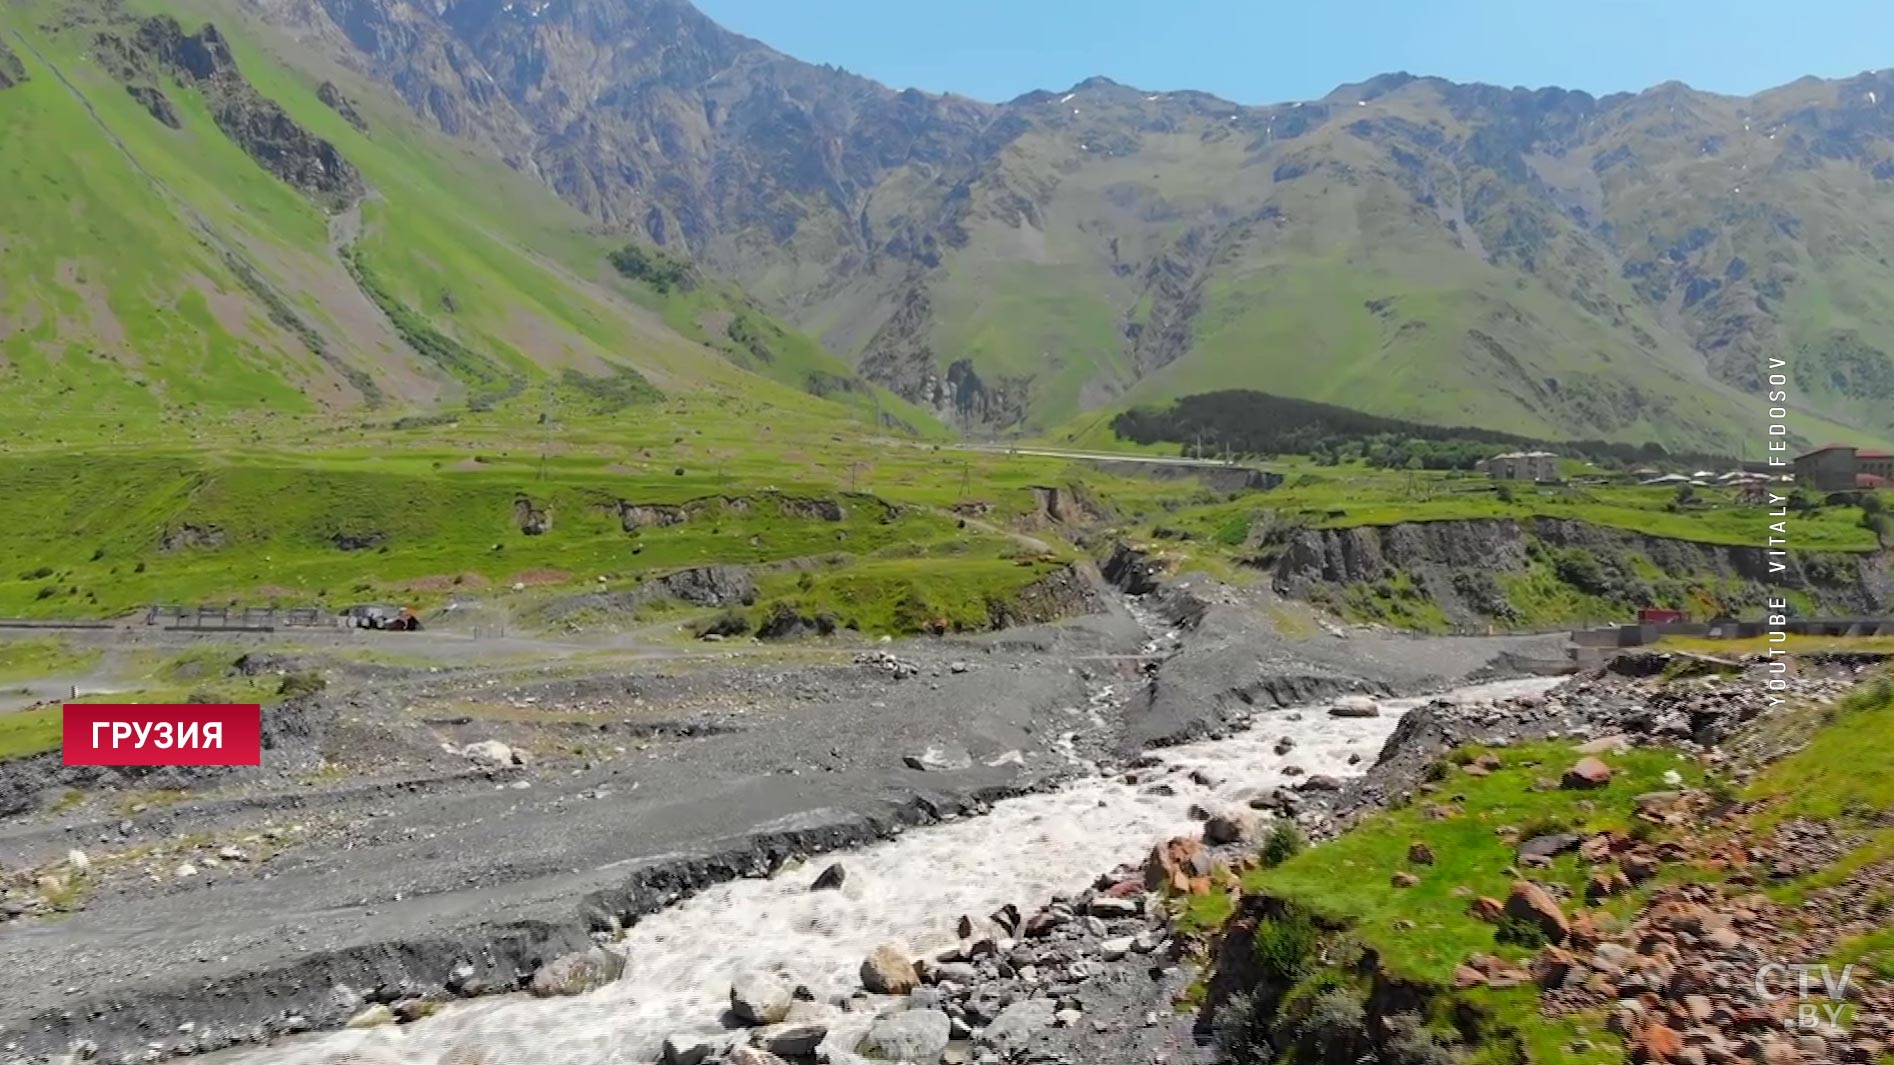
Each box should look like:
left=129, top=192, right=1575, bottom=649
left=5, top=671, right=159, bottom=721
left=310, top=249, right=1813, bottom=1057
left=0, top=0, right=913, bottom=439
left=1188, top=659, right=1894, bottom=1065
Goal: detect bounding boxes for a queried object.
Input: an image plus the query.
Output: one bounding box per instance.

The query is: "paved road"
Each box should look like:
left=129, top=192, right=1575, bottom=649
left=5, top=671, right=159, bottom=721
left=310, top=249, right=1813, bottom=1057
left=944, top=442, right=1259, bottom=470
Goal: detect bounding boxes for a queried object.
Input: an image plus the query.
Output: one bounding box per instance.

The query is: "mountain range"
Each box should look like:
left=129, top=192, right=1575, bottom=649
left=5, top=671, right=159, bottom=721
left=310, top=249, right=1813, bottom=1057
left=6, top=0, right=1894, bottom=452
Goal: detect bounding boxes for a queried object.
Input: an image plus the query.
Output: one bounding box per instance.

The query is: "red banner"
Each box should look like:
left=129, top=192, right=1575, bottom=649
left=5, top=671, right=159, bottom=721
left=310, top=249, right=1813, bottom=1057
left=62, top=704, right=262, bottom=766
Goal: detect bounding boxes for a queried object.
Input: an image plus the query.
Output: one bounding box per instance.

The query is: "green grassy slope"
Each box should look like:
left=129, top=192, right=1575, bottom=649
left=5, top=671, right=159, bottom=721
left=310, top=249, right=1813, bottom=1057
left=0, top=0, right=918, bottom=440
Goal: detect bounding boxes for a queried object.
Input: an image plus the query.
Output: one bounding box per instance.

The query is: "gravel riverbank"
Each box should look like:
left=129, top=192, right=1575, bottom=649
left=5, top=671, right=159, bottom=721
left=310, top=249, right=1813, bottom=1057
left=0, top=583, right=1566, bottom=1065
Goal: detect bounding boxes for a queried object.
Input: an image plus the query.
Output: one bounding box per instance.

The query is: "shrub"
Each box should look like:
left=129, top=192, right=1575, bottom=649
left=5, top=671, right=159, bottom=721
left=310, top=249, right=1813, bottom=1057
left=693, top=610, right=750, bottom=639
left=1253, top=904, right=1321, bottom=987
left=1551, top=549, right=1611, bottom=596
left=1277, top=987, right=1373, bottom=1065
left=607, top=243, right=697, bottom=294
left=1211, top=990, right=1269, bottom=1064
left=1495, top=913, right=1550, bottom=949
left=1259, top=820, right=1306, bottom=868
left=1382, top=1012, right=1464, bottom=1065
left=277, top=671, right=327, bottom=698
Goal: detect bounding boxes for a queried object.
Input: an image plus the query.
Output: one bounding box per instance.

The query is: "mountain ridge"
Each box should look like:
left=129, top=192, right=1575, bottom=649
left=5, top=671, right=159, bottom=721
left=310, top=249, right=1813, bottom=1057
left=9, top=0, right=1894, bottom=452
left=228, top=0, right=1894, bottom=451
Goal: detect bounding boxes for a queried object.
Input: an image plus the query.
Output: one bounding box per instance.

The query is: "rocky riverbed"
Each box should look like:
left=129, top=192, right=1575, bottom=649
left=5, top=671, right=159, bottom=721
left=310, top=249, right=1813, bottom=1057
left=0, top=577, right=1569, bottom=1065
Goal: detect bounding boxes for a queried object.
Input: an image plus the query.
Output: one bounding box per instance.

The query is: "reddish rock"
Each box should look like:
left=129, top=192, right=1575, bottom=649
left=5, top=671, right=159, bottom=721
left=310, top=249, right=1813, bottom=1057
left=1587, top=870, right=1632, bottom=901
left=1407, top=841, right=1436, bottom=865
left=1143, top=837, right=1211, bottom=895
left=1563, top=757, right=1614, bottom=790
left=1468, top=896, right=1505, bottom=921
left=1634, top=1022, right=1685, bottom=1063
left=1580, top=834, right=1617, bottom=862
left=1682, top=994, right=1714, bottom=1022
left=1531, top=946, right=1576, bottom=988
left=1475, top=753, right=1503, bottom=771
left=1504, top=880, right=1570, bottom=943
left=1758, top=1038, right=1802, bottom=1065
left=1566, top=912, right=1603, bottom=946
left=1453, top=964, right=1487, bottom=989
left=1103, top=878, right=1143, bottom=899
left=1623, top=853, right=1661, bottom=883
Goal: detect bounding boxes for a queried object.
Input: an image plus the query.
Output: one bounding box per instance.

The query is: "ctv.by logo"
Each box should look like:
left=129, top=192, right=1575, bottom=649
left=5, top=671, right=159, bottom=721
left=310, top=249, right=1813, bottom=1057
left=1755, top=964, right=1856, bottom=1029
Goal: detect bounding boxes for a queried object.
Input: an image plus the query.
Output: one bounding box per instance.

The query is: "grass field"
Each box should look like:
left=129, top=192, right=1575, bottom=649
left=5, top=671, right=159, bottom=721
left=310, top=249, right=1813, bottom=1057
left=1194, top=739, right=1704, bottom=1065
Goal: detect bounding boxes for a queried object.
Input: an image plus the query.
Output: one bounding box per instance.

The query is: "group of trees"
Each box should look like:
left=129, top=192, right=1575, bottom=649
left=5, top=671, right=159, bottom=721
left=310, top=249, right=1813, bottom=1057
left=1110, top=390, right=1735, bottom=471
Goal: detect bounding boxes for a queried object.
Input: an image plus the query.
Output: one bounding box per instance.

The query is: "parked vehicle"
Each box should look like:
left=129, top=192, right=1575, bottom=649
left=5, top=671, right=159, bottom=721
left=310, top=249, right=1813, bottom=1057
left=342, top=604, right=422, bottom=631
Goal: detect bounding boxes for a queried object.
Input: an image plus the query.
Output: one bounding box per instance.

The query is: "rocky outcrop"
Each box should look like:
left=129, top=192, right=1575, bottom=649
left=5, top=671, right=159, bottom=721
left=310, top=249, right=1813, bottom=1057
left=987, top=564, right=1106, bottom=628
left=125, top=84, right=180, bottom=127
left=612, top=495, right=845, bottom=532
left=534, top=566, right=757, bottom=627
left=0, top=38, right=25, bottom=89
left=93, top=17, right=362, bottom=208
left=317, top=80, right=367, bottom=131
left=160, top=523, right=226, bottom=551
left=513, top=495, right=551, bottom=535
left=1272, top=517, right=1888, bottom=626
left=1101, top=542, right=1169, bottom=597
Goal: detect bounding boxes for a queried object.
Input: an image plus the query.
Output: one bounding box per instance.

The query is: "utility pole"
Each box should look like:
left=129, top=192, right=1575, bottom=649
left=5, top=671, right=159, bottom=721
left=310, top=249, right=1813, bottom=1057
left=537, top=381, right=556, bottom=482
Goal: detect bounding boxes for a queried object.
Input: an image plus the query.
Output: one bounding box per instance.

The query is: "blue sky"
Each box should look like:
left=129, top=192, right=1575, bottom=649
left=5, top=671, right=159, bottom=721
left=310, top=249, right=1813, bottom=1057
left=691, top=0, right=1893, bottom=105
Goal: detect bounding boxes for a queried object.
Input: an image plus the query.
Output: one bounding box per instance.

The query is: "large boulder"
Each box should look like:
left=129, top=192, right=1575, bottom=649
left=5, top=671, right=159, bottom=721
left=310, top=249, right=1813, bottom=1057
left=460, top=740, right=516, bottom=768
left=756, top=1022, right=828, bottom=1058
left=862, top=1008, right=951, bottom=1064
left=527, top=947, right=624, bottom=997
left=661, top=1033, right=737, bottom=1065
left=860, top=944, right=919, bottom=995
left=1203, top=810, right=1256, bottom=846
left=1142, top=836, right=1213, bottom=894
left=730, top=973, right=797, bottom=1026
left=978, top=998, right=1057, bottom=1055
left=1562, top=757, right=1613, bottom=790
left=1329, top=695, right=1381, bottom=718
left=1503, top=880, right=1569, bottom=943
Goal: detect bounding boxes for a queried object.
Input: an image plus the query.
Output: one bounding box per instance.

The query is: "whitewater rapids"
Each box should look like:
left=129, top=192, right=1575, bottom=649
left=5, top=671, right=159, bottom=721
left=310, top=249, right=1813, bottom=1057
left=222, top=676, right=1562, bottom=1065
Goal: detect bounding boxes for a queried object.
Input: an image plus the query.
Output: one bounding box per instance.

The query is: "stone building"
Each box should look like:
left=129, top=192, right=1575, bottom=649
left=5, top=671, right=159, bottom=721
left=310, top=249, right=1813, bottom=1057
left=1483, top=451, right=1560, bottom=482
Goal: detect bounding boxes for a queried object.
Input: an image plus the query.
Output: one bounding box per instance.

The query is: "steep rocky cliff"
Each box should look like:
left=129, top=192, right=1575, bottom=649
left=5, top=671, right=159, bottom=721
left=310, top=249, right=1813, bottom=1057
left=1272, top=517, right=1890, bottom=627
left=94, top=15, right=363, bottom=208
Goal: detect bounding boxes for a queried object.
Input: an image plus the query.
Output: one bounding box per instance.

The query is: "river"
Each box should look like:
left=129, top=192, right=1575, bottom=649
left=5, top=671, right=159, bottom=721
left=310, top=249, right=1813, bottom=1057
left=217, top=675, right=1562, bottom=1065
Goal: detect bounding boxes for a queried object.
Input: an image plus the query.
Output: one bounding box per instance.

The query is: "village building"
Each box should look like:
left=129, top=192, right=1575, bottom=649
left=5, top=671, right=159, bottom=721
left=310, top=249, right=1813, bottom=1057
left=1793, top=444, right=1892, bottom=492
left=1482, top=450, right=1560, bottom=482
